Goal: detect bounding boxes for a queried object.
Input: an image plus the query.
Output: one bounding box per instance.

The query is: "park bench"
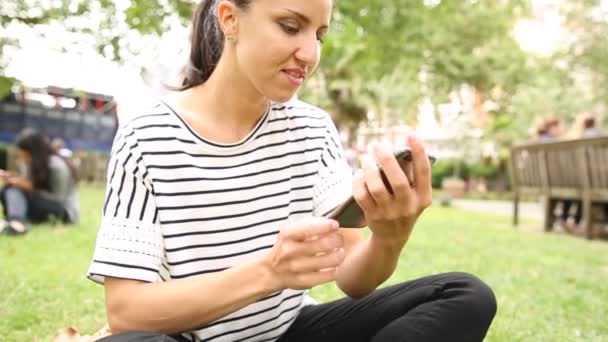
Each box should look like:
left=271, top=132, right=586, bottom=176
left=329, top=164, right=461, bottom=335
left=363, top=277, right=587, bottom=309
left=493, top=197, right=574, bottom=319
left=509, top=136, right=608, bottom=239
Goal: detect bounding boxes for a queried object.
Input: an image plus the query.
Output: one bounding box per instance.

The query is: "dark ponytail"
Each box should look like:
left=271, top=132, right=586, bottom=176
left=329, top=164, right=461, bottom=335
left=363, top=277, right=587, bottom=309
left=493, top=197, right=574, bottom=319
left=178, top=0, right=252, bottom=91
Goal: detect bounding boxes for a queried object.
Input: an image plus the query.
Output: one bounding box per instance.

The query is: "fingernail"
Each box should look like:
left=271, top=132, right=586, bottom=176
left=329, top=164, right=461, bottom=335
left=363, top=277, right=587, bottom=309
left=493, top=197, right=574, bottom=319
left=408, top=134, right=419, bottom=145
left=330, top=220, right=339, bottom=229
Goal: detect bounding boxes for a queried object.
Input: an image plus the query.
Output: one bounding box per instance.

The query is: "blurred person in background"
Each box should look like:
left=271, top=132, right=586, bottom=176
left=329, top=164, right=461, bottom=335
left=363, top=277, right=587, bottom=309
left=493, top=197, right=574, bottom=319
left=561, top=112, right=604, bottom=140
left=0, top=129, right=79, bottom=235
left=541, top=116, right=564, bottom=142
left=532, top=119, right=549, bottom=142
left=580, top=113, right=603, bottom=138
left=531, top=116, right=564, bottom=142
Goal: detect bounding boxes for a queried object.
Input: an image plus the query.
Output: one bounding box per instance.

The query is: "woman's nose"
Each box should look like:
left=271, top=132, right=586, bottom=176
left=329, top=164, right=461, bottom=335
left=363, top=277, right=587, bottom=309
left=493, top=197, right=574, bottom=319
left=294, top=33, right=320, bottom=67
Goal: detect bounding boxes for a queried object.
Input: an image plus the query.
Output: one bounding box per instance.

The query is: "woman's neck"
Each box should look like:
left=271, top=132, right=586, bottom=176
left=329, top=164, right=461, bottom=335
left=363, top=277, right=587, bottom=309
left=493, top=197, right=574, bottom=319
left=176, top=60, right=269, bottom=144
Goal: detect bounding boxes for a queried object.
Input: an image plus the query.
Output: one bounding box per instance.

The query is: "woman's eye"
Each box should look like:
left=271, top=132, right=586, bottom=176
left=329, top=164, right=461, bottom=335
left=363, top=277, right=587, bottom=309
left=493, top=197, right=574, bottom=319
left=280, top=22, right=299, bottom=35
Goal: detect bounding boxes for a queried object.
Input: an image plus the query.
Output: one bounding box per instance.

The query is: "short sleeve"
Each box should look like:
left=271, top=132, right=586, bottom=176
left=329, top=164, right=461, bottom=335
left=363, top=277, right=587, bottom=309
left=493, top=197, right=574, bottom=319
left=312, top=118, right=353, bottom=217
left=87, top=128, right=164, bottom=284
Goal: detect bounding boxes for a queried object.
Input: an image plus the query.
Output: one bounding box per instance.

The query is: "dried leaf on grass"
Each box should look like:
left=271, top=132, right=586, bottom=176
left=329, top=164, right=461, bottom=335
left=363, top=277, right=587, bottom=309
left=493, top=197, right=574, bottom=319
left=52, top=324, right=111, bottom=342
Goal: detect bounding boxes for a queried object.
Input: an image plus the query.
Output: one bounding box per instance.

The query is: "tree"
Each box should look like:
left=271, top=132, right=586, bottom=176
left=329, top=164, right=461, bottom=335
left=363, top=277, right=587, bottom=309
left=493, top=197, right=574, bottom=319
left=0, top=0, right=192, bottom=97
left=561, top=0, right=608, bottom=110
left=300, top=0, right=533, bottom=131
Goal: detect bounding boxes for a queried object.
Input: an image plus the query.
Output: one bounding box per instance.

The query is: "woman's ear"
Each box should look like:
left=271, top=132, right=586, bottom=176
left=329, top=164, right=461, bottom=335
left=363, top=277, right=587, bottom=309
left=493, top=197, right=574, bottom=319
left=217, top=1, right=239, bottom=41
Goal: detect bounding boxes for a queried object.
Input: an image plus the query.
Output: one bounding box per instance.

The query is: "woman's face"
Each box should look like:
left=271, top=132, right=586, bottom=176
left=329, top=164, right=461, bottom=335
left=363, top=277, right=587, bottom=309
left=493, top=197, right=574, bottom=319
left=16, top=148, right=32, bottom=165
left=233, top=0, right=332, bottom=103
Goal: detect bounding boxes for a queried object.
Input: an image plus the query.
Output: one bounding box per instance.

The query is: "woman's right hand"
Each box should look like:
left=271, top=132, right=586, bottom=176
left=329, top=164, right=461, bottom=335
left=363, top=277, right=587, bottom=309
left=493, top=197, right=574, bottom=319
left=262, top=218, right=346, bottom=290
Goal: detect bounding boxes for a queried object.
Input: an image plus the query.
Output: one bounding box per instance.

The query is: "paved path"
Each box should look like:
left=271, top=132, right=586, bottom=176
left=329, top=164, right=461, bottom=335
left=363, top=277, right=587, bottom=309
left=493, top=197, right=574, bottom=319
left=440, top=198, right=543, bottom=221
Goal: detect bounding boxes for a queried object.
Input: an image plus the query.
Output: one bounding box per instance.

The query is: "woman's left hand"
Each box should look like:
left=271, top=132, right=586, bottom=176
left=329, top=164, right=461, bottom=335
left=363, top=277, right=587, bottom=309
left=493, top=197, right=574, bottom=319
left=352, top=135, right=433, bottom=245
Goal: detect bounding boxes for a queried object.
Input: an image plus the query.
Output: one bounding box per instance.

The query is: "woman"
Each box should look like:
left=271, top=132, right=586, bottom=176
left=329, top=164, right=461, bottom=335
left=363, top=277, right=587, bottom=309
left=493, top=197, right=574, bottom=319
left=0, top=129, right=79, bottom=235
left=90, top=1, right=496, bottom=341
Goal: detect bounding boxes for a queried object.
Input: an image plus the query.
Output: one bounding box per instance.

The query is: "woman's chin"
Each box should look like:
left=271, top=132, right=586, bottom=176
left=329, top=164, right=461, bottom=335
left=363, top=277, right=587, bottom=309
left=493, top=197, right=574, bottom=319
left=267, top=89, right=298, bottom=104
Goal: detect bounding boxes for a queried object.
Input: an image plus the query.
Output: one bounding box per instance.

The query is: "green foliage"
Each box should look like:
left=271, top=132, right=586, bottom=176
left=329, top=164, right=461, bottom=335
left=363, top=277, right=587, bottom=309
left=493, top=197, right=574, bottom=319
left=0, top=75, right=17, bottom=100
left=489, top=57, right=597, bottom=145
left=301, top=0, right=533, bottom=126
left=422, top=1, right=530, bottom=96
left=468, top=159, right=501, bottom=179
left=431, top=158, right=502, bottom=188
left=0, top=0, right=89, bottom=26
left=561, top=0, right=608, bottom=108
left=431, top=159, right=461, bottom=188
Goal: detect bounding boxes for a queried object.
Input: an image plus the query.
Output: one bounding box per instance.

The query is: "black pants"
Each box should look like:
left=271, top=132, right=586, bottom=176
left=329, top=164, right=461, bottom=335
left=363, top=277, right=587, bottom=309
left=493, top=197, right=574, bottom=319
left=561, top=200, right=608, bottom=225
left=0, top=186, right=68, bottom=224
left=99, top=272, right=497, bottom=342
left=561, top=200, right=582, bottom=224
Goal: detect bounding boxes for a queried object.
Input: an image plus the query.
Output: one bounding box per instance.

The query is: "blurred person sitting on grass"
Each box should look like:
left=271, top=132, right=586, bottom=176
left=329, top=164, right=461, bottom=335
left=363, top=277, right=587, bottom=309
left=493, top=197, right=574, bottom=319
left=88, top=1, right=497, bottom=341
left=0, top=129, right=79, bottom=235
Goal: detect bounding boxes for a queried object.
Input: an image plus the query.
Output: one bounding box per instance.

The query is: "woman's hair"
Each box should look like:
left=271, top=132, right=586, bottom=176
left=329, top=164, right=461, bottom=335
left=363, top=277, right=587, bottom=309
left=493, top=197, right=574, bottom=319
left=583, top=116, right=596, bottom=129
left=15, top=129, right=78, bottom=190
left=535, top=121, right=548, bottom=137
left=544, top=116, right=562, bottom=130
left=178, top=0, right=252, bottom=91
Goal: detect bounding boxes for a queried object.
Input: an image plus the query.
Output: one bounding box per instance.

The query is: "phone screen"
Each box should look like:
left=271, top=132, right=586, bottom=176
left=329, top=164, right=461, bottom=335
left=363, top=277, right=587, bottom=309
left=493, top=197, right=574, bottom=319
left=327, top=149, right=436, bottom=228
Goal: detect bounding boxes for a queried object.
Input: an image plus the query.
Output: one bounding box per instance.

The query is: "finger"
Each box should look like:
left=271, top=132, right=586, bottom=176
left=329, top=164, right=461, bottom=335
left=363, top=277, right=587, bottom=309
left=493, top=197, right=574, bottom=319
left=352, top=169, right=376, bottom=213
left=408, top=135, right=432, bottom=199
left=290, top=248, right=345, bottom=273
left=361, top=153, right=392, bottom=205
left=304, top=231, right=344, bottom=255
left=374, top=144, right=411, bottom=201
left=283, top=218, right=339, bottom=242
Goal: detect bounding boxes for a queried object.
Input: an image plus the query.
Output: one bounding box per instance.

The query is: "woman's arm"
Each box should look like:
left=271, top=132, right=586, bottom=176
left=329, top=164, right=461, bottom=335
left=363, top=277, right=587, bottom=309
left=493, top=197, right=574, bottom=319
left=335, top=229, right=406, bottom=298
left=104, top=218, right=344, bottom=335
left=335, top=136, right=433, bottom=298
left=105, top=257, right=279, bottom=334
left=5, top=174, right=33, bottom=192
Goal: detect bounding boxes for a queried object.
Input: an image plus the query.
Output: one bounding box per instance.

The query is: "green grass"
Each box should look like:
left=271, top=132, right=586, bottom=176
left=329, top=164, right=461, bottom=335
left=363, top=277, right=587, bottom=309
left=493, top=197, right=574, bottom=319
left=1, top=185, right=607, bottom=341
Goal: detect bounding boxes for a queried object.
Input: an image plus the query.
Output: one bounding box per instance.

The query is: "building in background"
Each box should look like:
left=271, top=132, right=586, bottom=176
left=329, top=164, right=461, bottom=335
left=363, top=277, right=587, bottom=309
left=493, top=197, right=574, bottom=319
left=0, top=85, right=118, bottom=152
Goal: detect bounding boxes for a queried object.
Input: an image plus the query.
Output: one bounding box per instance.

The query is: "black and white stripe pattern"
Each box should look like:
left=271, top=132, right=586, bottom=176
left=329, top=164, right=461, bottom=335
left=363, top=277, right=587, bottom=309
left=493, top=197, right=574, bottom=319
left=88, top=99, right=352, bottom=341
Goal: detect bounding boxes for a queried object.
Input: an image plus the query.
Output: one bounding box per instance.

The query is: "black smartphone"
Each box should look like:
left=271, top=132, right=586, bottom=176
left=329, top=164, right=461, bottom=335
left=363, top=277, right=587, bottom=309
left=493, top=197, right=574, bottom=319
left=327, top=149, right=437, bottom=228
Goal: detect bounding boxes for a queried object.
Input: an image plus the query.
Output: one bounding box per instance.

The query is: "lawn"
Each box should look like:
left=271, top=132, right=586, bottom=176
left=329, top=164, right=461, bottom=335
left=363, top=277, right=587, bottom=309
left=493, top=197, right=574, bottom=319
left=1, top=185, right=607, bottom=341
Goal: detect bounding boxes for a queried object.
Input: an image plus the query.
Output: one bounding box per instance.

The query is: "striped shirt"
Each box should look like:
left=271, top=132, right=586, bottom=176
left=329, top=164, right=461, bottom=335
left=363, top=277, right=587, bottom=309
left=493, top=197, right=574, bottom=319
left=87, top=98, right=353, bottom=342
